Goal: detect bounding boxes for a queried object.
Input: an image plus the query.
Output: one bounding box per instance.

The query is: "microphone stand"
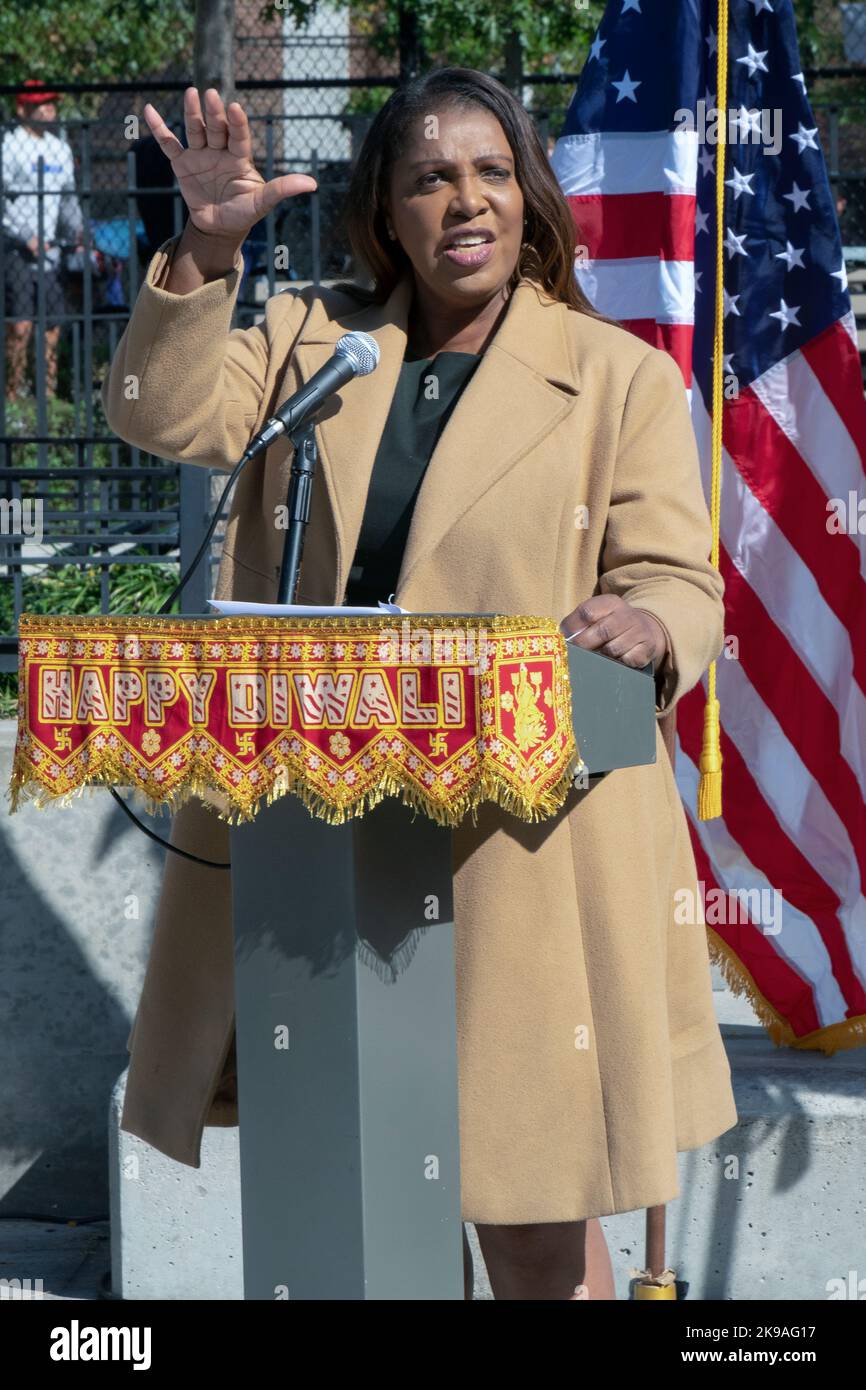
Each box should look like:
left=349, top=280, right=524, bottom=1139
left=277, top=416, right=321, bottom=604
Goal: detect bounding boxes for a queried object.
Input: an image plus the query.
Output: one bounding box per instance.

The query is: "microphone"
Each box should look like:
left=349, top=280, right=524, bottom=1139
left=242, top=330, right=380, bottom=462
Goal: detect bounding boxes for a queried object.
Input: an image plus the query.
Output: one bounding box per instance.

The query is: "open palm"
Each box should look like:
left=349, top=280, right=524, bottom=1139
left=143, top=87, right=316, bottom=240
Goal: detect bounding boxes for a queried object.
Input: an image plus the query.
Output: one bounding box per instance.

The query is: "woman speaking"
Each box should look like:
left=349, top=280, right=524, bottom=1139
left=103, top=68, right=737, bottom=1301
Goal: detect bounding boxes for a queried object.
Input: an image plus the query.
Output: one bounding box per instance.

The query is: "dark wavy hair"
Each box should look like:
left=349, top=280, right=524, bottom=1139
left=336, top=66, right=617, bottom=325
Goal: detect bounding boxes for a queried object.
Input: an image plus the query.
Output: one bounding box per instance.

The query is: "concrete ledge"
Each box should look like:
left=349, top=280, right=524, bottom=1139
left=109, top=1074, right=243, bottom=1300
left=106, top=1020, right=866, bottom=1300
left=1, top=722, right=164, bottom=1217
left=602, top=1026, right=866, bottom=1300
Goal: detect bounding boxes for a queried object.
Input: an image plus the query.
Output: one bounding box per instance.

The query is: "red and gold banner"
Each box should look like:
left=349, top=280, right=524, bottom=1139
left=10, top=613, right=580, bottom=826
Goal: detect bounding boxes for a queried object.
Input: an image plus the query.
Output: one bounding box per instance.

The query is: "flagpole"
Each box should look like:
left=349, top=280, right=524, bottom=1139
left=697, top=0, right=728, bottom=821
left=635, top=3, right=729, bottom=1300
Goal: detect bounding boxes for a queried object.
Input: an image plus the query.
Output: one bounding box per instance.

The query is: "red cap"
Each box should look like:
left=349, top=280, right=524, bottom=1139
left=17, top=81, right=60, bottom=105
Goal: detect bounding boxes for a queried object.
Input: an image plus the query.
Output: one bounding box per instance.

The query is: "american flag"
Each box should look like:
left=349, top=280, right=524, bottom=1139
left=552, top=0, right=866, bottom=1051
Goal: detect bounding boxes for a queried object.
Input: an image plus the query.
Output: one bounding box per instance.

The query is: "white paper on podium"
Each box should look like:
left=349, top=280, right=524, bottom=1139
left=207, top=599, right=409, bottom=617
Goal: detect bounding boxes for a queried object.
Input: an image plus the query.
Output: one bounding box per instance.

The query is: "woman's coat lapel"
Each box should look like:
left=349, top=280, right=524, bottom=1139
left=289, top=273, right=582, bottom=602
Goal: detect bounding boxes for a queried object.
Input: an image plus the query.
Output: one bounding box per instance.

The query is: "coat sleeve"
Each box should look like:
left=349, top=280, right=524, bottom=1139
left=101, top=235, right=309, bottom=471
left=598, top=345, right=725, bottom=713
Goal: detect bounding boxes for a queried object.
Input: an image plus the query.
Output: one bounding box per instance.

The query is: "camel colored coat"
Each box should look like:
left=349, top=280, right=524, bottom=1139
left=102, top=239, right=738, bottom=1225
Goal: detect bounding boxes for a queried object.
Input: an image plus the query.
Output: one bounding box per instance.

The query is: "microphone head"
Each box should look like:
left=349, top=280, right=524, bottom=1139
left=335, top=331, right=380, bottom=377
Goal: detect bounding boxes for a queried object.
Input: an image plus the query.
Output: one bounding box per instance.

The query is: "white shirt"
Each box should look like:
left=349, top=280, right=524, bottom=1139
left=2, top=125, right=84, bottom=268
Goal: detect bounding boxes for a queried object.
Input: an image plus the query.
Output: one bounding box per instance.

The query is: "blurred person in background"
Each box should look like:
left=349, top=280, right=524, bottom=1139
left=3, top=80, right=84, bottom=399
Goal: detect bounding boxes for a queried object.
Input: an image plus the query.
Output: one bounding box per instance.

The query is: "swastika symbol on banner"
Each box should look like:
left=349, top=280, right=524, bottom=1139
left=428, top=731, right=448, bottom=756
left=235, top=732, right=256, bottom=755
left=54, top=727, right=72, bottom=751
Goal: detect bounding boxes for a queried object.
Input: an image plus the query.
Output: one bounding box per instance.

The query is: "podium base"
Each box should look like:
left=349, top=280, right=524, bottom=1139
left=230, top=794, right=463, bottom=1299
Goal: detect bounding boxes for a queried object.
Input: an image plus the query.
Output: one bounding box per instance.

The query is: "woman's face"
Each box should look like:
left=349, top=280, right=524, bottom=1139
left=385, top=104, right=524, bottom=309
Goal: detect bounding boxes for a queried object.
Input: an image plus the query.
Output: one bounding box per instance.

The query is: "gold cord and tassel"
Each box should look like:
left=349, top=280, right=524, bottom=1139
left=697, top=0, right=728, bottom=821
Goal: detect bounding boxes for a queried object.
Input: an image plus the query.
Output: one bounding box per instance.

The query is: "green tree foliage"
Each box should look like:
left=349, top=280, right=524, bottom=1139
left=353, top=0, right=602, bottom=73
left=265, top=0, right=602, bottom=126
left=267, top=0, right=601, bottom=76
left=269, top=0, right=842, bottom=78
left=0, top=0, right=845, bottom=97
left=0, top=1, right=195, bottom=95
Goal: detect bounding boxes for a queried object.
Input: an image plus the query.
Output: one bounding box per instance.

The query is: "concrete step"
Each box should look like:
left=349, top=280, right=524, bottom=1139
left=106, top=987, right=866, bottom=1300
left=4, top=997, right=861, bottom=1301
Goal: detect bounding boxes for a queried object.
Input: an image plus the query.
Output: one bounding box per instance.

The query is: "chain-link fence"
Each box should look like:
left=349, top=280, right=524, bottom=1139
left=2, top=21, right=866, bottom=684
left=0, top=77, right=392, bottom=681
left=810, top=1, right=866, bottom=241
left=0, top=96, right=187, bottom=681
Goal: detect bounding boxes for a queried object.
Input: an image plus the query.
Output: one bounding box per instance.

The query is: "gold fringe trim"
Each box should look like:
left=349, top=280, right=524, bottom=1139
left=17, top=611, right=558, bottom=638
left=708, top=926, right=866, bottom=1055
left=8, top=750, right=576, bottom=830
left=13, top=610, right=576, bottom=827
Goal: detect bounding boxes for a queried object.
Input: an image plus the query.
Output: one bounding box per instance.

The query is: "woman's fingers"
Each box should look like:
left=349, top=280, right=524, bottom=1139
left=599, top=633, right=654, bottom=665
left=203, top=87, right=229, bottom=149
left=145, top=88, right=315, bottom=226
left=562, top=595, right=666, bottom=668
left=256, top=172, right=318, bottom=217
left=225, top=101, right=253, bottom=162
left=182, top=85, right=207, bottom=150
left=142, top=102, right=185, bottom=160
left=562, top=596, right=622, bottom=649
left=614, top=642, right=657, bottom=669
left=582, top=626, right=643, bottom=659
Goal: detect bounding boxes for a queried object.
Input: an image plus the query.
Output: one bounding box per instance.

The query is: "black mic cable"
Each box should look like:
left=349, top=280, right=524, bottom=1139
left=108, top=451, right=248, bottom=866
left=108, top=330, right=380, bottom=868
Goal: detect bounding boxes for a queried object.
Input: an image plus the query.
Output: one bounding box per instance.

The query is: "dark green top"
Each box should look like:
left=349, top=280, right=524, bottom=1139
left=344, top=348, right=481, bottom=607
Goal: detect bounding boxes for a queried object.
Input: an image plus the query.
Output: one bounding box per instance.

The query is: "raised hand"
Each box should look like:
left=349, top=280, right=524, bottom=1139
left=143, top=86, right=317, bottom=242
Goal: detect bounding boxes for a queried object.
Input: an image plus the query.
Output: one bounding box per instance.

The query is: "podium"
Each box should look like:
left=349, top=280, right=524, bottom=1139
left=10, top=611, right=656, bottom=1300
left=226, top=631, right=657, bottom=1299
left=230, top=792, right=460, bottom=1299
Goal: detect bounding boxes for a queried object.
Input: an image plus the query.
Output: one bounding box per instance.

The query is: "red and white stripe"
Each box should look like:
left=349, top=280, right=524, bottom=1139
left=678, top=344, right=866, bottom=1036
left=551, top=129, right=699, bottom=380
left=554, top=127, right=866, bottom=1045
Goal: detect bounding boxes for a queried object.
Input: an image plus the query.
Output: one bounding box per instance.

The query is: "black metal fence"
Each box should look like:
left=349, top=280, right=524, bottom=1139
left=0, top=83, right=383, bottom=677
left=2, top=72, right=866, bottom=682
